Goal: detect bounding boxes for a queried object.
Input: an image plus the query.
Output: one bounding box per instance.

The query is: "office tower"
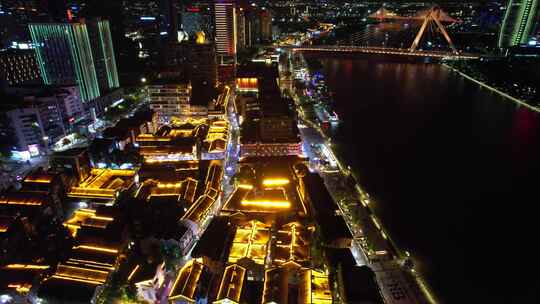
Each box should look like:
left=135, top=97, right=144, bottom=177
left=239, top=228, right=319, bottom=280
left=0, top=50, right=42, bottom=86
left=86, top=19, right=120, bottom=91
left=182, top=4, right=214, bottom=39
left=245, top=8, right=261, bottom=47
left=214, top=0, right=237, bottom=64
left=160, top=0, right=182, bottom=41
left=29, top=23, right=100, bottom=102
left=260, top=9, right=272, bottom=42
left=236, top=7, right=246, bottom=51
left=29, top=19, right=119, bottom=102
left=498, top=0, right=540, bottom=48
left=188, top=35, right=218, bottom=86
left=182, top=7, right=204, bottom=37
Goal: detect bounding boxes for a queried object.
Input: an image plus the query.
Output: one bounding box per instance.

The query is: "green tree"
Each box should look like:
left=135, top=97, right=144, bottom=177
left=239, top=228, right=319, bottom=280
left=160, top=241, right=182, bottom=271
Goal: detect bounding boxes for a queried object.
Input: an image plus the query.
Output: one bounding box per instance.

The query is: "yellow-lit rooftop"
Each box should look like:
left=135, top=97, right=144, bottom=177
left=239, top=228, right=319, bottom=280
left=4, top=264, right=50, bottom=270
left=228, top=220, right=270, bottom=265
left=68, top=168, right=135, bottom=199
left=182, top=194, right=216, bottom=224
left=64, top=209, right=114, bottom=237
left=171, top=117, right=207, bottom=127
left=262, top=266, right=332, bottom=304
left=273, top=222, right=310, bottom=266
left=222, top=173, right=309, bottom=215
left=223, top=186, right=292, bottom=213
left=54, top=264, right=109, bottom=284
left=135, top=177, right=198, bottom=203
left=168, top=261, right=204, bottom=302
left=23, top=174, right=53, bottom=184
left=309, top=269, right=333, bottom=304
left=0, top=193, right=46, bottom=206
left=214, top=264, right=246, bottom=304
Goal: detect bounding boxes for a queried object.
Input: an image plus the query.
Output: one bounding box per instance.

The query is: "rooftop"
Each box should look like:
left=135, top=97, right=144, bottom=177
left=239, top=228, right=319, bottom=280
left=223, top=159, right=307, bottom=216
left=191, top=216, right=234, bottom=261
left=68, top=168, right=136, bottom=200
left=303, top=172, right=353, bottom=241
left=273, top=222, right=311, bottom=266
left=168, top=261, right=205, bottom=302
left=0, top=264, right=50, bottom=294
left=228, top=220, right=270, bottom=265
left=215, top=264, right=246, bottom=303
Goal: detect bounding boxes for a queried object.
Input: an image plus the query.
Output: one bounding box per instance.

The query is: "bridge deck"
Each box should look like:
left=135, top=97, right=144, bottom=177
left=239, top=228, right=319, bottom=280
left=284, top=45, right=479, bottom=60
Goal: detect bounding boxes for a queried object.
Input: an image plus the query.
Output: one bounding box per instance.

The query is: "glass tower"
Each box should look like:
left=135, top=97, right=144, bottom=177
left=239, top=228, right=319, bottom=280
left=29, top=23, right=101, bottom=102
left=87, top=19, right=120, bottom=91
left=214, top=0, right=237, bottom=64
left=498, top=0, right=540, bottom=48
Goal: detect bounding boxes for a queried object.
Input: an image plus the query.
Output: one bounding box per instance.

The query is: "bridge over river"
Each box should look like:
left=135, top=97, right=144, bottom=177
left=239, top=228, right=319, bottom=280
left=284, top=45, right=479, bottom=60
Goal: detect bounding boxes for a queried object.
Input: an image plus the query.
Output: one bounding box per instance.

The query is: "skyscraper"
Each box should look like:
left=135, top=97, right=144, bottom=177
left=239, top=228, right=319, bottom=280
left=188, top=34, right=218, bottom=86
left=236, top=7, right=246, bottom=51
left=29, top=23, right=100, bottom=102
left=260, top=9, right=272, bottom=42
left=86, top=19, right=120, bottom=91
left=160, top=0, right=181, bottom=40
left=498, top=0, right=540, bottom=48
left=214, top=0, right=236, bottom=64
left=28, top=19, right=119, bottom=102
left=182, top=4, right=214, bottom=40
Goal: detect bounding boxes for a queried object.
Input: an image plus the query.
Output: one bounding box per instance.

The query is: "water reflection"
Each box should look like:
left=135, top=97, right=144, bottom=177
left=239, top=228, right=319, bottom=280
left=306, top=53, right=540, bottom=303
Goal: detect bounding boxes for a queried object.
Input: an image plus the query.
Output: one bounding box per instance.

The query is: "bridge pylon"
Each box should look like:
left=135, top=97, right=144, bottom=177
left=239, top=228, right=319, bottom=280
left=409, top=6, right=458, bottom=54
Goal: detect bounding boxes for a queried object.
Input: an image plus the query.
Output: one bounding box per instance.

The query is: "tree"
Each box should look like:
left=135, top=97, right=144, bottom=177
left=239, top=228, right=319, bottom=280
left=160, top=240, right=182, bottom=271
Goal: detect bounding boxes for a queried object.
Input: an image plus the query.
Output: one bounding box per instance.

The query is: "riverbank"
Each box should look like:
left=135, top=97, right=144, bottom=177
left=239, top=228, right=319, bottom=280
left=443, top=62, right=540, bottom=113
left=288, top=51, right=437, bottom=303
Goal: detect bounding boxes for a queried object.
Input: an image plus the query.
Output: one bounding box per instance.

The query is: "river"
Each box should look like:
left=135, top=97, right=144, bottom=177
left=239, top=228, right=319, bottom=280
left=304, top=54, right=540, bottom=303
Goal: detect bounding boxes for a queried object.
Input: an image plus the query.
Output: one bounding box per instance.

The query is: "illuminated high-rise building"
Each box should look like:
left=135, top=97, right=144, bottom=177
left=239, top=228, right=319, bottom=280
left=29, top=23, right=100, bottom=102
left=28, top=19, right=119, bottom=102
left=214, top=0, right=237, bottom=64
left=260, top=9, right=272, bottom=42
left=498, top=0, right=540, bottom=48
left=182, top=4, right=214, bottom=40
left=86, top=19, right=120, bottom=91
left=236, top=7, right=246, bottom=51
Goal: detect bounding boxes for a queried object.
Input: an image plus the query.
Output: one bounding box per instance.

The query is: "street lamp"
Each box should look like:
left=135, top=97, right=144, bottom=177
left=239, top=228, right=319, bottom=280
left=141, top=77, right=147, bottom=83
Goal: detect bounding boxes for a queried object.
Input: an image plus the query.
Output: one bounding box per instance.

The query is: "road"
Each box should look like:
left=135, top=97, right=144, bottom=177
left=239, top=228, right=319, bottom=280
left=0, top=156, right=48, bottom=190
left=222, top=90, right=240, bottom=201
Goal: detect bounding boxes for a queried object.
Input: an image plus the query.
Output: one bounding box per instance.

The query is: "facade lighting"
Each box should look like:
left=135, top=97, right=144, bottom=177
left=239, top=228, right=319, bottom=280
left=74, top=245, right=118, bottom=254
left=241, top=200, right=290, bottom=208
left=262, top=178, right=290, bottom=186
left=4, top=264, right=49, bottom=270
left=237, top=184, right=253, bottom=190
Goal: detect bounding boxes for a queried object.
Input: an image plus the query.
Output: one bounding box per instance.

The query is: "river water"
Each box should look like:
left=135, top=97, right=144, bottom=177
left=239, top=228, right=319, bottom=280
left=305, top=54, right=540, bottom=303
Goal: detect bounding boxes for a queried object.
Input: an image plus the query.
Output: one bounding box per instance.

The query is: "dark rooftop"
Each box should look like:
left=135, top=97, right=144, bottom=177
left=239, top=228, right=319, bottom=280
left=191, top=81, right=218, bottom=106
left=191, top=216, right=234, bottom=261
left=341, top=266, right=385, bottom=304
left=303, top=173, right=353, bottom=241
